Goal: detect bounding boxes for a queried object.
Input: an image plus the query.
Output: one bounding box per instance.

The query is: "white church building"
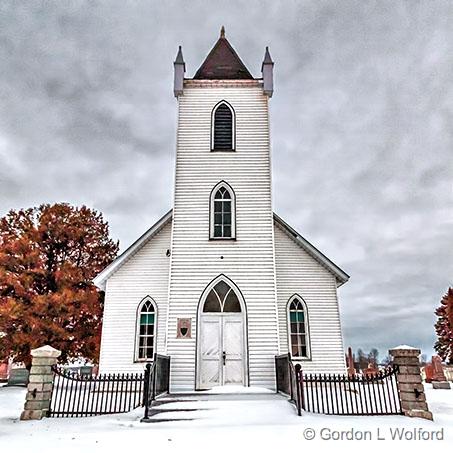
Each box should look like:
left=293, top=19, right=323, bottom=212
left=94, top=29, right=349, bottom=392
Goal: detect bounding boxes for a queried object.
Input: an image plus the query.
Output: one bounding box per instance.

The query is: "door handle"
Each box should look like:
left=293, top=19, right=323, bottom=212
left=222, top=351, right=226, bottom=366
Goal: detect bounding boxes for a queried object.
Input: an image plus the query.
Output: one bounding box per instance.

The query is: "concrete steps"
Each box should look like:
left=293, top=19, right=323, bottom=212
left=141, top=391, right=286, bottom=423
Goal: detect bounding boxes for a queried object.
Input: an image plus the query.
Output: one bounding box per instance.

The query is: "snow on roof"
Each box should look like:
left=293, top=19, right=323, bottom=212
left=391, top=345, right=419, bottom=350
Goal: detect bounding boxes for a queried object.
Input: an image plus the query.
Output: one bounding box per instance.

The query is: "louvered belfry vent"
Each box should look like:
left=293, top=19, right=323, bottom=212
left=213, top=103, right=233, bottom=150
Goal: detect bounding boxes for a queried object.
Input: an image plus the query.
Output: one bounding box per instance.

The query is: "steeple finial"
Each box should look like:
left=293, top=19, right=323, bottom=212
left=220, top=26, right=225, bottom=38
left=175, top=46, right=185, bottom=65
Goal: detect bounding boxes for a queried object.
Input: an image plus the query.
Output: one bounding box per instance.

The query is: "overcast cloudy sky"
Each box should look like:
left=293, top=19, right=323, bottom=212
left=1, top=1, right=452, bottom=359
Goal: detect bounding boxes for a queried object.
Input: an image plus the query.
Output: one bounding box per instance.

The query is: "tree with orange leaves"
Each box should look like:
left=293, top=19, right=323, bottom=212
left=0, top=203, right=118, bottom=367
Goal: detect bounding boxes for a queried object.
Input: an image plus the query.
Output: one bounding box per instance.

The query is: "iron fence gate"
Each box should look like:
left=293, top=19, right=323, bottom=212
left=49, top=366, right=144, bottom=417
left=142, top=354, right=171, bottom=420
left=275, top=354, right=403, bottom=416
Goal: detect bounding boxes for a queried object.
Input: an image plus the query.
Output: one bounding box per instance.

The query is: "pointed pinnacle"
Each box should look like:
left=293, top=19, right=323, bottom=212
left=175, top=45, right=185, bottom=64
left=220, top=26, right=225, bottom=38
left=263, top=46, right=273, bottom=64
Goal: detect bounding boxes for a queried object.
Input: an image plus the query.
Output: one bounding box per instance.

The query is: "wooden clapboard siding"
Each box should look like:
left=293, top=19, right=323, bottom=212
left=274, top=222, right=347, bottom=374
left=98, top=220, right=172, bottom=373
left=167, top=84, right=280, bottom=390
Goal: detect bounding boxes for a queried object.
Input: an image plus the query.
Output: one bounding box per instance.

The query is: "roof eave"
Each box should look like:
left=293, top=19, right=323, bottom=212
left=93, top=209, right=173, bottom=290
left=273, top=213, right=350, bottom=287
left=93, top=210, right=349, bottom=291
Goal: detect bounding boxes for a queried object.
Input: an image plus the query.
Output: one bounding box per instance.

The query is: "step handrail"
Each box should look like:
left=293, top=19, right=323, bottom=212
left=142, top=353, right=171, bottom=420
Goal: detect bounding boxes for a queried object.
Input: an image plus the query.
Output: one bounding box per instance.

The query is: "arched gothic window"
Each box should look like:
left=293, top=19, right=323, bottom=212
left=211, top=101, right=235, bottom=151
left=203, top=280, right=241, bottom=313
left=210, top=182, right=236, bottom=239
left=288, top=296, right=310, bottom=359
left=136, top=298, right=156, bottom=361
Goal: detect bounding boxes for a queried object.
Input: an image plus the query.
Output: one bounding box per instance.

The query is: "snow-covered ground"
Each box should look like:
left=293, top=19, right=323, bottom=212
left=0, top=384, right=451, bottom=452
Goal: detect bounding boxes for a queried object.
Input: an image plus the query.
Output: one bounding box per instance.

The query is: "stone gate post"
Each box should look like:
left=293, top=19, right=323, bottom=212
left=389, top=345, right=433, bottom=421
left=20, top=345, right=61, bottom=420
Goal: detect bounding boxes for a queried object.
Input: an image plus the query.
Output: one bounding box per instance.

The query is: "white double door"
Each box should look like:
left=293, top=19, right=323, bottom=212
left=198, top=313, right=245, bottom=389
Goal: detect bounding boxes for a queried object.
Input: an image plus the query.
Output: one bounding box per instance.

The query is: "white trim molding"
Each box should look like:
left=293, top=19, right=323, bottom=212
left=196, top=274, right=249, bottom=389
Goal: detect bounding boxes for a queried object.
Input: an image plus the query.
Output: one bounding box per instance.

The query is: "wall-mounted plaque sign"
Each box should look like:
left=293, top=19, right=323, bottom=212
left=177, top=318, right=192, bottom=339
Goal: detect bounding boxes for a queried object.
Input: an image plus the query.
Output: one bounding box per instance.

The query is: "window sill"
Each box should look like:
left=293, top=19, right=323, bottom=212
left=291, top=357, right=312, bottom=362
left=211, top=149, right=235, bottom=152
left=209, top=237, right=236, bottom=241
left=134, top=359, right=154, bottom=364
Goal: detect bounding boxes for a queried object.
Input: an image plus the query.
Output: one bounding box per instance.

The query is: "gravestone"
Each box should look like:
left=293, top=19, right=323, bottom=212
left=7, top=368, right=29, bottom=386
left=431, top=355, right=451, bottom=389
left=79, top=366, right=93, bottom=377
left=346, top=347, right=355, bottom=376
left=0, top=362, right=10, bottom=382
left=424, top=363, right=434, bottom=383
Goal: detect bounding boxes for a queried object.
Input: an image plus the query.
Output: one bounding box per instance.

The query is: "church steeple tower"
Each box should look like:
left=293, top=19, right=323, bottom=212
left=167, top=29, right=280, bottom=390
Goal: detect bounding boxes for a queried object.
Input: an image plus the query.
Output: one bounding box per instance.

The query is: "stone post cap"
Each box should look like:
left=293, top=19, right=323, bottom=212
left=389, top=345, right=421, bottom=356
left=30, top=345, right=61, bottom=358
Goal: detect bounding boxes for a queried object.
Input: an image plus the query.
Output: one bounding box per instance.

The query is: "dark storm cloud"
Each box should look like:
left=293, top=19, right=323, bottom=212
left=0, top=0, right=452, bottom=358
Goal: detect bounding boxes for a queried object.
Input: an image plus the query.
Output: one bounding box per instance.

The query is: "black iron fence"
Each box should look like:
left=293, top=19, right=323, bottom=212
left=275, top=353, right=302, bottom=415
left=275, top=355, right=403, bottom=416
left=142, top=354, right=171, bottom=420
left=49, top=366, right=144, bottom=417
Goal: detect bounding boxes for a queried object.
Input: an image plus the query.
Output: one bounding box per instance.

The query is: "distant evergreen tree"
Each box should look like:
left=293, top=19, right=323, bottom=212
left=434, top=287, right=453, bottom=364
left=356, top=348, right=368, bottom=370
left=368, top=348, right=379, bottom=365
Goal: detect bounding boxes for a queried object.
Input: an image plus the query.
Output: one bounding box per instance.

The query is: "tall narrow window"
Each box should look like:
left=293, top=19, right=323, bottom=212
left=210, top=182, right=236, bottom=239
left=288, top=297, right=310, bottom=359
left=136, top=299, right=156, bottom=361
left=211, top=101, right=235, bottom=151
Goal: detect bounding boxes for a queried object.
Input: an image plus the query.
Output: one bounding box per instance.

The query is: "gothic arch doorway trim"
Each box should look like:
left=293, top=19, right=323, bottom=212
left=196, top=274, right=249, bottom=390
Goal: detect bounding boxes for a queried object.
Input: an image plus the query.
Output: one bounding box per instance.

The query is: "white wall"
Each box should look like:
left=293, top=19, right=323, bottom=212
left=99, top=220, right=172, bottom=373
left=274, top=221, right=346, bottom=374
left=167, top=81, right=280, bottom=391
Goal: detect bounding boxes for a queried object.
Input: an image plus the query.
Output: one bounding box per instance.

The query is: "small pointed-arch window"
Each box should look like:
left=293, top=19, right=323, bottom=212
left=288, top=298, right=309, bottom=358
left=210, top=183, right=236, bottom=239
left=212, top=102, right=235, bottom=151
left=137, top=299, right=156, bottom=360
left=203, top=280, right=241, bottom=313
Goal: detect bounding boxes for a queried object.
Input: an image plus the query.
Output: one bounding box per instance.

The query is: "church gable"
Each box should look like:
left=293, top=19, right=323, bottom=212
left=94, top=210, right=172, bottom=290
left=273, top=214, right=349, bottom=287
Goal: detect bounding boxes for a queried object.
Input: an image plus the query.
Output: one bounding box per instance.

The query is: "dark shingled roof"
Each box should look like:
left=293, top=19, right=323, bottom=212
left=193, top=27, right=253, bottom=80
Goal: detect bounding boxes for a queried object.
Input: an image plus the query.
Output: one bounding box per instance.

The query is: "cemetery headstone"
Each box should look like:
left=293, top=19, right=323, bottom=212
left=7, top=368, right=29, bottom=386
left=424, top=363, right=434, bottom=383
left=431, top=355, right=451, bottom=389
